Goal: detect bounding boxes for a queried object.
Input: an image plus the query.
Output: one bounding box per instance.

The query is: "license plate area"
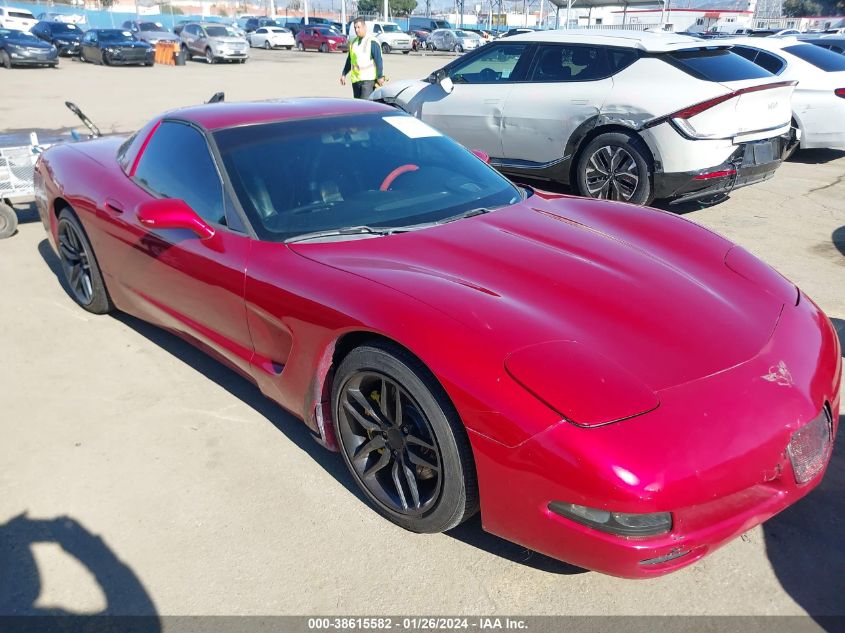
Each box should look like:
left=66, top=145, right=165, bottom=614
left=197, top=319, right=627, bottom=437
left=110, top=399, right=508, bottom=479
left=742, top=139, right=778, bottom=166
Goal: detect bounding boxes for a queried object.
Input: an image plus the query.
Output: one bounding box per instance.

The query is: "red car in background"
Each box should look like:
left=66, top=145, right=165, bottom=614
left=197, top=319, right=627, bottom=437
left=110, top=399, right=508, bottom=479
left=295, top=26, right=347, bottom=52
left=33, top=99, right=840, bottom=578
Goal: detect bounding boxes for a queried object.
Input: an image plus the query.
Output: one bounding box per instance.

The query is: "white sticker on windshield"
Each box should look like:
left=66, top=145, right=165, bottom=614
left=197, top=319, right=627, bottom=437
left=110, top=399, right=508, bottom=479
left=122, top=30, right=133, bottom=36
left=67, top=24, right=77, bottom=29
left=383, top=116, right=442, bottom=139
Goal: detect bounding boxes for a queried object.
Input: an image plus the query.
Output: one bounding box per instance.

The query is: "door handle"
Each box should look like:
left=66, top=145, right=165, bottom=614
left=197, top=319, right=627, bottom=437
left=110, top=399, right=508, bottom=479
left=104, top=198, right=124, bottom=215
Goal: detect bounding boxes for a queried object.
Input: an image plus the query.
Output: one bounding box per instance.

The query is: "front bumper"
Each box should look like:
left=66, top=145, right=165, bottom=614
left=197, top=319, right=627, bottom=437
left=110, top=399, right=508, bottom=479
left=7, top=49, right=58, bottom=65
left=654, top=135, right=788, bottom=204
left=54, top=41, right=80, bottom=56
left=104, top=49, right=154, bottom=65
left=468, top=293, right=841, bottom=578
left=214, top=48, right=249, bottom=59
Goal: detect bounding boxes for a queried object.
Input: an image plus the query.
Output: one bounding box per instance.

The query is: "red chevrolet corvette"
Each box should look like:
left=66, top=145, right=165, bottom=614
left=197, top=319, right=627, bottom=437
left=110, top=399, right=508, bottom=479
left=34, top=99, right=840, bottom=578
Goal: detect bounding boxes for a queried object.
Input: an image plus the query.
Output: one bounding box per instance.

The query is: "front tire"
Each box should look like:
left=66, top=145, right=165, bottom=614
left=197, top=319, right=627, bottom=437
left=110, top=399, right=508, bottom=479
left=381, top=42, right=391, bottom=54
left=320, top=42, right=328, bottom=53
left=332, top=342, right=478, bottom=533
left=575, top=132, right=653, bottom=205
left=182, top=44, right=192, bottom=60
left=205, top=47, right=215, bottom=64
left=455, top=44, right=463, bottom=53
left=0, top=50, right=11, bottom=69
left=56, top=207, right=113, bottom=314
left=0, top=202, right=17, bottom=238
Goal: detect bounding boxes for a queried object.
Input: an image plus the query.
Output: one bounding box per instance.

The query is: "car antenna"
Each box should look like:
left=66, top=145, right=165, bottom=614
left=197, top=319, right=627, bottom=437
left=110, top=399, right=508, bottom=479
left=64, top=101, right=102, bottom=139
left=207, top=92, right=225, bottom=104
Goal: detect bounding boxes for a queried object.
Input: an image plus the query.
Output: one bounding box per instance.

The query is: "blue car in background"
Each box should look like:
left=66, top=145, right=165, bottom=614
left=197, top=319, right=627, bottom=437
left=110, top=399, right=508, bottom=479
left=0, top=28, right=58, bottom=68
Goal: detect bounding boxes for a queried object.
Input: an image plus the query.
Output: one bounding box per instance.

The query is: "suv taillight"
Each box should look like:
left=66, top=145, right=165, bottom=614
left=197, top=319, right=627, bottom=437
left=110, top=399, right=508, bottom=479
left=836, top=88, right=845, bottom=99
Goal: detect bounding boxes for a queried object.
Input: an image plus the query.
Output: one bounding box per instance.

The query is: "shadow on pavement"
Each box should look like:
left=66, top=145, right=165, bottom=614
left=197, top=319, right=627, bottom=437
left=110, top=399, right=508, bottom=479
left=787, top=148, right=845, bottom=165
left=833, top=227, right=845, bottom=259
left=0, top=513, right=160, bottom=626
left=36, top=238, right=582, bottom=574
left=445, top=515, right=588, bottom=575
left=764, top=319, right=845, bottom=627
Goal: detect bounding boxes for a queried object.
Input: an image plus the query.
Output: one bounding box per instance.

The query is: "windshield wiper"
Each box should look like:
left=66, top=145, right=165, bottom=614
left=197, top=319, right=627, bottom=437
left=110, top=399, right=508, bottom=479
left=436, top=207, right=492, bottom=225
left=286, top=225, right=411, bottom=244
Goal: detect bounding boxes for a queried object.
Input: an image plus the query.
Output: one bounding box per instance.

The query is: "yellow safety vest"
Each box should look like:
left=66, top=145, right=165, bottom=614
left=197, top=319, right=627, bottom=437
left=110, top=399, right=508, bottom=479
left=349, top=35, right=376, bottom=82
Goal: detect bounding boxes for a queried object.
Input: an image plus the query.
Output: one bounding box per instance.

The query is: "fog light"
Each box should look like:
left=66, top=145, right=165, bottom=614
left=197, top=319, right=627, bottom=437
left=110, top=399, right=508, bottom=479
left=788, top=407, right=832, bottom=484
left=549, top=502, right=672, bottom=537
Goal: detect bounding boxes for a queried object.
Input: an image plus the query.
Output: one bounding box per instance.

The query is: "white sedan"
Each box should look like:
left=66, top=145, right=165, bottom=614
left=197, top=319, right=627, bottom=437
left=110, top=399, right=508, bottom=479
left=725, top=37, right=845, bottom=155
left=248, top=26, right=294, bottom=50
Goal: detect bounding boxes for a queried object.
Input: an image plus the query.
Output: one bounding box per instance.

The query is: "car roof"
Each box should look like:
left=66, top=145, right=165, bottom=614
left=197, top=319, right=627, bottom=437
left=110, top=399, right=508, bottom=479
left=167, top=98, right=392, bottom=131
left=719, top=36, right=803, bottom=50
left=508, top=28, right=712, bottom=52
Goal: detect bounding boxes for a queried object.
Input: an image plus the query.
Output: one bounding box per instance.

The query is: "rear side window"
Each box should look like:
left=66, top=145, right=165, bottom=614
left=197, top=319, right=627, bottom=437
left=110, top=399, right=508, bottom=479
left=607, top=47, right=639, bottom=73
left=662, top=48, right=772, bottom=81
left=731, top=46, right=786, bottom=74
left=783, top=44, right=845, bottom=71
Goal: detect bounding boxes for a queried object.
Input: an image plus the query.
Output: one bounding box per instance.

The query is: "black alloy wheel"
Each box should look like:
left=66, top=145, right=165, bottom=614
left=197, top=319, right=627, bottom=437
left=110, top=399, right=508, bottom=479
left=576, top=132, right=653, bottom=205
left=332, top=343, right=478, bottom=533
left=56, top=208, right=113, bottom=314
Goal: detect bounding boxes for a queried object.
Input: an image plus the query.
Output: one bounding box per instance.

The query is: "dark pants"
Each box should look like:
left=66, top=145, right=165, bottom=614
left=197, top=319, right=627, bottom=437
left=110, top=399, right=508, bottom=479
left=352, top=80, right=376, bottom=99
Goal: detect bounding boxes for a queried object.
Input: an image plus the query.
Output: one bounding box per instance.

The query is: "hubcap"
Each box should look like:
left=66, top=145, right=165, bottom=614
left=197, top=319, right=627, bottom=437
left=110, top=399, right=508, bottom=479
left=584, top=145, right=640, bottom=201
left=58, top=220, right=94, bottom=305
left=337, top=371, right=442, bottom=516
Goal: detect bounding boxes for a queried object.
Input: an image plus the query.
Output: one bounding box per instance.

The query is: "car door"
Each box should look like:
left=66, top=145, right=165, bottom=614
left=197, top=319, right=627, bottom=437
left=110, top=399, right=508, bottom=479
left=102, top=120, right=255, bottom=376
left=81, top=30, right=98, bottom=62
left=185, top=25, right=203, bottom=54
left=253, top=27, right=266, bottom=47
left=499, top=43, right=615, bottom=166
left=418, top=42, right=533, bottom=159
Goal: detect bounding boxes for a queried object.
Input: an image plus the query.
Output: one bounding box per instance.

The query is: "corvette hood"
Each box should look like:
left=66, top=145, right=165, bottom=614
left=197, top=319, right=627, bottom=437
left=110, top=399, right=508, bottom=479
left=291, top=195, right=786, bottom=394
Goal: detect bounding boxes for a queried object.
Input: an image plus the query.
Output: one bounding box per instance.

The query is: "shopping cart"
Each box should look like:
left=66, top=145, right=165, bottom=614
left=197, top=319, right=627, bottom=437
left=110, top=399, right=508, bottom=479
left=0, top=102, right=100, bottom=239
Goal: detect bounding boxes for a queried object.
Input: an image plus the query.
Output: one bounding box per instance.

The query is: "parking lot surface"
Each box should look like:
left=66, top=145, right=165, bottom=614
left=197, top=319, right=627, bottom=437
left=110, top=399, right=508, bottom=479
left=1, top=49, right=844, bottom=618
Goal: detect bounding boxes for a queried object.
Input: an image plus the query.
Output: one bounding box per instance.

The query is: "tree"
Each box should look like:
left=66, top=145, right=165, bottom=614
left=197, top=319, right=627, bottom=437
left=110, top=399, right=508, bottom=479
left=783, top=0, right=824, bottom=15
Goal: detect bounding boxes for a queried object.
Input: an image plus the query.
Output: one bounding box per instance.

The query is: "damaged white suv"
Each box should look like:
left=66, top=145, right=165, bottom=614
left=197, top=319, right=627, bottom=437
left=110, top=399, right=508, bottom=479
left=372, top=30, right=796, bottom=205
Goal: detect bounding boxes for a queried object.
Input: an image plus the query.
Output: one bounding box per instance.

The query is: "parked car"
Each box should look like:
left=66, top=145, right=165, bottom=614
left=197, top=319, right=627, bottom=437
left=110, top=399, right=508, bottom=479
left=36, top=12, right=86, bottom=25
left=295, top=26, right=347, bottom=53
left=357, top=21, right=413, bottom=54
left=33, top=97, right=840, bottom=578
left=243, top=17, right=287, bottom=33
left=408, top=28, right=431, bottom=50
left=499, top=27, right=535, bottom=38
left=749, top=28, right=801, bottom=37
left=31, top=20, right=83, bottom=56
left=0, top=27, right=57, bottom=67
left=463, top=28, right=493, bottom=44
left=80, top=29, right=154, bottom=66
left=373, top=30, right=796, bottom=205
left=180, top=22, right=249, bottom=64
left=248, top=26, right=294, bottom=50
left=173, top=19, right=195, bottom=36
left=408, top=16, right=452, bottom=32
left=799, top=35, right=845, bottom=55
left=122, top=20, right=181, bottom=45
left=427, top=28, right=480, bottom=52
left=725, top=37, right=845, bottom=156
left=0, top=6, right=37, bottom=32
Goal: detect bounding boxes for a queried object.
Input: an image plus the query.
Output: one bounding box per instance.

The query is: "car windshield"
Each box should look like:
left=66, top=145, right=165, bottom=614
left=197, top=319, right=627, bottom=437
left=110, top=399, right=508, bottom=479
left=99, top=30, right=135, bottom=42
left=317, top=28, right=340, bottom=36
left=214, top=112, right=522, bottom=242
left=5, top=30, right=41, bottom=42
left=783, top=43, right=845, bottom=71
left=206, top=26, right=236, bottom=37
left=51, top=23, right=80, bottom=32
left=382, top=24, right=401, bottom=32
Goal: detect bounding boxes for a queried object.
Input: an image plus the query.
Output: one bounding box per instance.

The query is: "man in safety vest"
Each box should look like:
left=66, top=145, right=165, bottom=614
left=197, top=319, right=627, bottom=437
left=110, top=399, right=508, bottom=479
left=340, top=17, right=385, bottom=99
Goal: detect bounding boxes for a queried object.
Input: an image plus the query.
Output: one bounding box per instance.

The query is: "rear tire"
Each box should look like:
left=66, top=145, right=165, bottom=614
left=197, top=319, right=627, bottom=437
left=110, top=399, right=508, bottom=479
left=264, top=40, right=271, bottom=50
left=182, top=44, right=192, bottom=60
left=575, top=132, right=653, bottom=205
left=320, top=42, right=328, bottom=53
left=56, top=207, right=113, bottom=314
left=0, top=202, right=17, bottom=239
left=286, top=45, right=292, bottom=50
left=297, top=41, right=305, bottom=52
left=332, top=342, right=479, bottom=534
